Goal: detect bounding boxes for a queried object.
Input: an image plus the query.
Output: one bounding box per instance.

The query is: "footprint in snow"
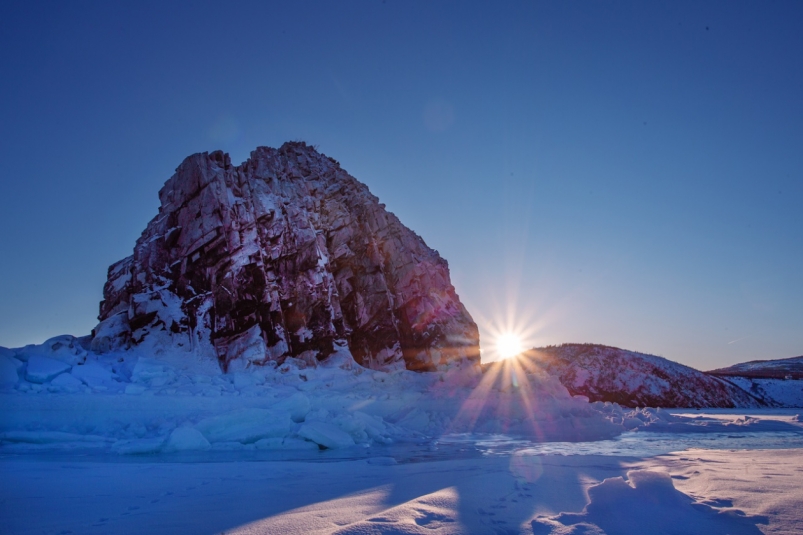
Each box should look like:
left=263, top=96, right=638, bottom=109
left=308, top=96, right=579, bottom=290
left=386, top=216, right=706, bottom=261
left=413, top=510, right=454, bottom=526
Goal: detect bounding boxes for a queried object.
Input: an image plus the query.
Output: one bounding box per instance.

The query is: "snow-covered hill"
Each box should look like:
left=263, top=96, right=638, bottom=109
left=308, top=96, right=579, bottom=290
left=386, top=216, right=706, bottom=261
left=708, top=355, right=803, bottom=379
left=721, top=376, right=803, bottom=408
left=501, top=343, right=764, bottom=408
left=707, top=356, right=803, bottom=407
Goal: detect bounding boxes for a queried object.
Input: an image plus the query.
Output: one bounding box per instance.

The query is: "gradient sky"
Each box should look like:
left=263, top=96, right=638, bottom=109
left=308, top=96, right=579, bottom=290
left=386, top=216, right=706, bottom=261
left=1, top=1, right=801, bottom=369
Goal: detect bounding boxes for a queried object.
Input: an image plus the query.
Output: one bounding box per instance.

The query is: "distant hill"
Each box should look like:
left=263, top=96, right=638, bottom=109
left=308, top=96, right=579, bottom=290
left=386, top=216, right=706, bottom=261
left=708, top=355, right=803, bottom=380
left=707, top=355, right=803, bottom=408
left=489, top=343, right=764, bottom=408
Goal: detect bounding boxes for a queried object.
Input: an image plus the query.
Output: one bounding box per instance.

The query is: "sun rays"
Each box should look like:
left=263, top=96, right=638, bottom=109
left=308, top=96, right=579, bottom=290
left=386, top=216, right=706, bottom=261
left=496, top=333, right=524, bottom=360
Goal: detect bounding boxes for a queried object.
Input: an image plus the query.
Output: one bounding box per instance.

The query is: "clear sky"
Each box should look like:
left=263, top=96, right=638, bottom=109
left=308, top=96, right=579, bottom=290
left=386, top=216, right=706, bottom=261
left=0, top=1, right=801, bottom=369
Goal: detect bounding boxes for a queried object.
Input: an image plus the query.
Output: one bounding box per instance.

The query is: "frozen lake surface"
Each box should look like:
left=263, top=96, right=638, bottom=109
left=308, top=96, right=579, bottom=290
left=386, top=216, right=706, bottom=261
left=2, top=409, right=802, bottom=534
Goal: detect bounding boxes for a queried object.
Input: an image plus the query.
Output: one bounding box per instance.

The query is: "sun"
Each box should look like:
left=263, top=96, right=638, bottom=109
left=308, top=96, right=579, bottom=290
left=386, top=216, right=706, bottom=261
left=496, top=333, right=524, bottom=360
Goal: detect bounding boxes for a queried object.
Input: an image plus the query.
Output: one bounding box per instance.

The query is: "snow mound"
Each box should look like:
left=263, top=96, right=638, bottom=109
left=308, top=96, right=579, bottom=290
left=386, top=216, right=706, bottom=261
left=532, top=470, right=767, bottom=535
left=333, top=487, right=460, bottom=534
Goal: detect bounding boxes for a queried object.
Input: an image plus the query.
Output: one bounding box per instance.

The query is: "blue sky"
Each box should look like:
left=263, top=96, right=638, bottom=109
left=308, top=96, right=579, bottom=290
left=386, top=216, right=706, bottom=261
left=0, top=1, right=800, bottom=369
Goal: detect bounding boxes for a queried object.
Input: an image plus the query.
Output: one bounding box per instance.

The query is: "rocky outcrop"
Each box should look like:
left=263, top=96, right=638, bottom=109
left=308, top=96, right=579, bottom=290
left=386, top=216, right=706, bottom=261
left=500, top=344, right=764, bottom=408
left=92, top=142, right=480, bottom=372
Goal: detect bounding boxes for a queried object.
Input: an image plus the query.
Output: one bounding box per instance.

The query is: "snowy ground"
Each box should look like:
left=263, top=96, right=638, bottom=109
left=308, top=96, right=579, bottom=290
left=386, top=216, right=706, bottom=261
left=2, top=411, right=803, bottom=534
left=2, top=338, right=803, bottom=533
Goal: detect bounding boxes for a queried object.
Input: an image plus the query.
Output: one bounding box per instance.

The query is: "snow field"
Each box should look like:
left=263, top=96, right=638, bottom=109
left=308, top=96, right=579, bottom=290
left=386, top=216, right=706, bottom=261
left=2, top=448, right=798, bottom=534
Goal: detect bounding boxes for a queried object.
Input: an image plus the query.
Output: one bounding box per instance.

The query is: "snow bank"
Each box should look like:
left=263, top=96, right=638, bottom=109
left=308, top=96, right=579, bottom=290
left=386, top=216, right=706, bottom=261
left=532, top=469, right=766, bottom=534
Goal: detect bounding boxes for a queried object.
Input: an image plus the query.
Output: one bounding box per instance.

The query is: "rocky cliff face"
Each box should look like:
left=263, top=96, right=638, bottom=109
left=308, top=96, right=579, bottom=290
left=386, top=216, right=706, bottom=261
left=92, top=142, right=480, bottom=372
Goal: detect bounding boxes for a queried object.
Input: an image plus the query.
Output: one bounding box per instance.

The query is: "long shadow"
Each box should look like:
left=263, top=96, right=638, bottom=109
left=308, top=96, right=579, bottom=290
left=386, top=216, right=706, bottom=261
left=0, top=446, right=773, bottom=535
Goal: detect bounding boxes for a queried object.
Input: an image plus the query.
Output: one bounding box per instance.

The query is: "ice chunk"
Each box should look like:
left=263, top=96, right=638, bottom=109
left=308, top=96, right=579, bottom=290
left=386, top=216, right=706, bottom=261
left=0, top=346, right=17, bottom=359
left=297, top=421, right=355, bottom=449
left=25, top=356, right=71, bottom=384
left=0, top=356, right=21, bottom=387
left=71, top=362, right=115, bottom=389
left=194, top=408, right=294, bottom=444
left=271, top=392, right=311, bottom=423
left=254, top=437, right=319, bottom=451
left=164, top=427, right=211, bottom=451
left=125, top=384, right=148, bottom=395
left=231, top=372, right=260, bottom=390
left=48, top=373, right=84, bottom=393
left=131, top=357, right=175, bottom=387
left=112, top=437, right=167, bottom=455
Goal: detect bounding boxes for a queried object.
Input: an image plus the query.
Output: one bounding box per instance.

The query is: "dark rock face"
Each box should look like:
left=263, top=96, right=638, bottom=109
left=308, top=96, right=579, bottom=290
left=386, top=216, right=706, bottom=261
left=507, top=344, right=764, bottom=408
left=93, top=142, right=480, bottom=372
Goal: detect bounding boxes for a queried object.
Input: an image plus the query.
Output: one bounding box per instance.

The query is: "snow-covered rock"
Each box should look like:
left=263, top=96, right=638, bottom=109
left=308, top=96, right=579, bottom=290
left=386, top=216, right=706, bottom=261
left=15, top=335, right=87, bottom=365
left=24, top=356, right=71, bottom=384
left=93, top=142, right=480, bottom=373
left=506, top=344, right=762, bottom=408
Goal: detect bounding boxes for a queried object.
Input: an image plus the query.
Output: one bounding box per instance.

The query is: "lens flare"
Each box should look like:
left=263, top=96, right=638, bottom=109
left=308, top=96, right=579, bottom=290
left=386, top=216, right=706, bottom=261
left=496, top=333, right=524, bottom=360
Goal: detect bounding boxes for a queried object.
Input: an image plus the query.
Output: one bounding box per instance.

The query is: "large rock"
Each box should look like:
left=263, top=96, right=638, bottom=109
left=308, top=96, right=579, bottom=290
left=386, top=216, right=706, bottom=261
left=94, top=142, right=479, bottom=372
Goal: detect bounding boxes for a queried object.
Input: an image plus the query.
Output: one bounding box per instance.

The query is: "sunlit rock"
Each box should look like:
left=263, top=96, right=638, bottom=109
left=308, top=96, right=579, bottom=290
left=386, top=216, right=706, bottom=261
left=94, top=142, right=479, bottom=372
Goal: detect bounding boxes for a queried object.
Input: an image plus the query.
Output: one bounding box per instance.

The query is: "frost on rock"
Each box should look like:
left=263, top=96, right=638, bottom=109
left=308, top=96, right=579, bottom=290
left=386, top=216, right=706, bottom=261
left=93, top=142, right=480, bottom=373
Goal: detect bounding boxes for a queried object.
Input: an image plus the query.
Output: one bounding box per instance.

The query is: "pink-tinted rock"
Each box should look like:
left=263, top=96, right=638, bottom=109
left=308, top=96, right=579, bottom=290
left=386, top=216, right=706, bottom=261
left=94, top=142, right=479, bottom=372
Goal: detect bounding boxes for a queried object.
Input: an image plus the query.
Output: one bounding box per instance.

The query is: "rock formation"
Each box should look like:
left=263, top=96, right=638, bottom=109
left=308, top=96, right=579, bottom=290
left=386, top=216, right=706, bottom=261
left=92, top=142, right=480, bottom=372
left=498, top=344, right=764, bottom=408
